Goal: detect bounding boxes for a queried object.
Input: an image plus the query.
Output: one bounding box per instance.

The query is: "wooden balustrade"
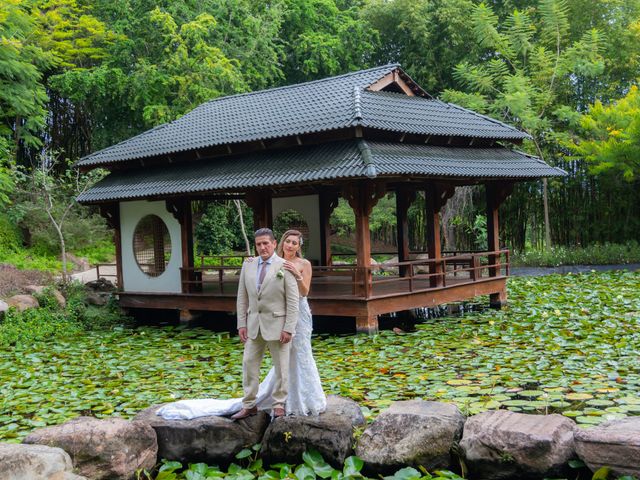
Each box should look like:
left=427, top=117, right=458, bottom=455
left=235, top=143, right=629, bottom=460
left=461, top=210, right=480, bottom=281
left=176, top=249, right=509, bottom=300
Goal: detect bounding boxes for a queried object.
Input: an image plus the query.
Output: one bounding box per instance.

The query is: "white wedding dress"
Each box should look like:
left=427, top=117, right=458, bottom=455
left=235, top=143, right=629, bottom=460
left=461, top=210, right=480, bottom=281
left=157, top=297, right=326, bottom=419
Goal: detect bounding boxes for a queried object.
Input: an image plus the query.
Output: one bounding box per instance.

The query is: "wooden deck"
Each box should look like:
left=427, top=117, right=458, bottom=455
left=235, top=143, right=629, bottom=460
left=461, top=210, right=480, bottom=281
left=113, top=250, right=509, bottom=331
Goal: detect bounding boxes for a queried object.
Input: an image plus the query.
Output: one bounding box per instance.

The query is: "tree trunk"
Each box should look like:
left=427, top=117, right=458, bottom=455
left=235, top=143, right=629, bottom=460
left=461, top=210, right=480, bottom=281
left=234, top=199, right=251, bottom=255
left=543, top=178, right=551, bottom=250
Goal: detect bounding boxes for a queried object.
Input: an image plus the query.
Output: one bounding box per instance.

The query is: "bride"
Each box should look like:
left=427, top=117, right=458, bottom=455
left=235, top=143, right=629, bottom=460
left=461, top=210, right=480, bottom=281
left=157, top=229, right=326, bottom=419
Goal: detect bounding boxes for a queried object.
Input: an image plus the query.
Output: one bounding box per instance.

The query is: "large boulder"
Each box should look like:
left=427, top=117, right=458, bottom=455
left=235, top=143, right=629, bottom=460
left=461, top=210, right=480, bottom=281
left=0, top=442, right=87, bottom=480
left=459, top=410, right=577, bottom=479
left=6, top=294, right=39, bottom=311
left=134, top=404, right=270, bottom=465
left=23, top=416, right=157, bottom=480
left=355, top=400, right=465, bottom=473
left=24, top=285, right=66, bottom=308
left=574, top=416, right=640, bottom=477
left=261, top=395, right=365, bottom=468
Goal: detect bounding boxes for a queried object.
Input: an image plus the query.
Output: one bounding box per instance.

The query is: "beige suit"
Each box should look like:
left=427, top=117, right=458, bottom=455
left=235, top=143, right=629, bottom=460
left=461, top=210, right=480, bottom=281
left=237, top=255, right=299, bottom=409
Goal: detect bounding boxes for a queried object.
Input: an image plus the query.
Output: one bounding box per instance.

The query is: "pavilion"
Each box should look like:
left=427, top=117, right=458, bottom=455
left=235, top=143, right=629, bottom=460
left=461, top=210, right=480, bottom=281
left=77, top=64, right=565, bottom=333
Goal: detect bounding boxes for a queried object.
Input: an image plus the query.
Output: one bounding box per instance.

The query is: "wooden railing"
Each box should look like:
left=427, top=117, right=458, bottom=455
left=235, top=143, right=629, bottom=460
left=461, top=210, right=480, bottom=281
left=179, top=250, right=509, bottom=299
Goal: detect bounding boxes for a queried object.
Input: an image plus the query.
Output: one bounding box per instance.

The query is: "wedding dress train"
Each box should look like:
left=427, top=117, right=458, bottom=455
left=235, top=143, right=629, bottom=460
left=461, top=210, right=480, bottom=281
left=157, top=297, right=326, bottom=419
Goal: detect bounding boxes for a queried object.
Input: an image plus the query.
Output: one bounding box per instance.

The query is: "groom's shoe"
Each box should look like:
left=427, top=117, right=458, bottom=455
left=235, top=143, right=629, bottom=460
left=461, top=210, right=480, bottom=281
left=273, top=407, right=285, bottom=418
left=231, top=407, right=258, bottom=420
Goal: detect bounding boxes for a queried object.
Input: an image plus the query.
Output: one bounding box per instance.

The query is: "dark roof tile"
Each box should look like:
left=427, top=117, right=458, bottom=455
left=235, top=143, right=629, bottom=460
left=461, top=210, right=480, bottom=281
left=78, top=140, right=564, bottom=203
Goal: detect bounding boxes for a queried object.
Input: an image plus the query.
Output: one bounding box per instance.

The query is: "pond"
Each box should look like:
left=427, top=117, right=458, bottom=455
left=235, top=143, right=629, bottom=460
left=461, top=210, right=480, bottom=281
left=1, top=270, right=638, bottom=442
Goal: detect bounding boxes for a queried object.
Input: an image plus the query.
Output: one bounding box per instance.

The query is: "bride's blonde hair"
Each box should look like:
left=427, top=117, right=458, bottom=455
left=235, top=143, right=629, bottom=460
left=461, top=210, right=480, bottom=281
left=277, top=229, right=303, bottom=258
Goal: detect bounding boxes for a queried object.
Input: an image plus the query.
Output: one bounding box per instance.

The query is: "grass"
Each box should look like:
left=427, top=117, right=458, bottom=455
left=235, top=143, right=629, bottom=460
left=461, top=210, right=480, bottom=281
left=511, top=241, right=640, bottom=267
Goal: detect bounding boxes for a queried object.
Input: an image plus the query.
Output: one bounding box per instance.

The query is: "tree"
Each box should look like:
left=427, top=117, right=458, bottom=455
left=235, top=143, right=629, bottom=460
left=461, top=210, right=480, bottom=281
left=569, top=85, right=640, bottom=181
left=0, top=0, right=54, bottom=162
left=441, top=0, right=605, bottom=249
left=279, top=0, right=376, bottom=83
left=363, top=0, right=475, bottom=93
left=13, top=154, right=106, bottom=282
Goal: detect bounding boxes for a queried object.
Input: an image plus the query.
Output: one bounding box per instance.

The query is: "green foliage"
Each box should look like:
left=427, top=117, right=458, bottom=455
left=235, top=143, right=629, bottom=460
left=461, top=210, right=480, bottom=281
left=0, top=306, right=81, bottom=349
left=0, top=0, right=54, bottom=154
left=511, top=241, right=640, bottom=267
left=1, top=271, right=639, bottom=442
left=0, top=212, right=21, bottom=251
left=569, top=84, right=640, bottom=181
left=363, top=0, right=474, bottom=93
left=195, top=203, right=239, bottom=256
left=143, top=448, right=466, bottom=480
left=280, top=0, right=376, bottom=83
left=442, top=0, right=605, bottom=143
left=0, top=280, right=130, bottom=348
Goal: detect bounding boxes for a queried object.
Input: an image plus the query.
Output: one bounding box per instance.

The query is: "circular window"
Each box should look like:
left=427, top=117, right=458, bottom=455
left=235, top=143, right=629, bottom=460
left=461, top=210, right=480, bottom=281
left=133, top=215, right=172, bottom=277
left=273, top=209, right=309, bottom=256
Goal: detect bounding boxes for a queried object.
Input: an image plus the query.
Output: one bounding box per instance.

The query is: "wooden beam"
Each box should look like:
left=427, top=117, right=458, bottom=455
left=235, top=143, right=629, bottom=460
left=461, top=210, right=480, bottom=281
left=367, top=71, right=416, bottom=97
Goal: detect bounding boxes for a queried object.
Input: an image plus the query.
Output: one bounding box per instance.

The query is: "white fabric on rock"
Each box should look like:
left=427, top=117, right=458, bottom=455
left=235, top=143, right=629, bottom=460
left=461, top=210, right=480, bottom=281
left=157, top=297, right=326, bottom=419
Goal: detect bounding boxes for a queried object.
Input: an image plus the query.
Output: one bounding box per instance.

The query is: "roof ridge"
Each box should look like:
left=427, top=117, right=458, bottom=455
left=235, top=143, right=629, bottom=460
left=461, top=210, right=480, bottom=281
left=189, top=64, right=400, bottom=111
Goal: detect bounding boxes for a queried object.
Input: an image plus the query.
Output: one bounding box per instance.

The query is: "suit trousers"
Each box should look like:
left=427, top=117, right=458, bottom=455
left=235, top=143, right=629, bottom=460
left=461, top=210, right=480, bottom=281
left=242, top=332, right=291, bottom=409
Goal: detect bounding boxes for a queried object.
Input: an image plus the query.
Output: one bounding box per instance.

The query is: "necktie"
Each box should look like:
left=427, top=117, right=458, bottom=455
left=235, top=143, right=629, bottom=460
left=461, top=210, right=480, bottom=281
left=258, top=261, right=268, bottom=290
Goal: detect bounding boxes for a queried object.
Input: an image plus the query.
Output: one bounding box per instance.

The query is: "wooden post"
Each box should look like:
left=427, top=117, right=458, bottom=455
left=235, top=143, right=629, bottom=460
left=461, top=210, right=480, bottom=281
left=99, top=204, right=123, bottom=290
left=486, top=182, right=513, bottom=308
left=395, top=186, right=415, bottom=277
left=319, top=191, right=339, bottom=266
left=425, top=183, right=455, bottom=288
left=167, top=199, right=195, bottom=293
left=425, top=185, right=442, bottom=288
left=343, top=181, right=385, bottom=334
left=245, top=190, right=273, bottom=229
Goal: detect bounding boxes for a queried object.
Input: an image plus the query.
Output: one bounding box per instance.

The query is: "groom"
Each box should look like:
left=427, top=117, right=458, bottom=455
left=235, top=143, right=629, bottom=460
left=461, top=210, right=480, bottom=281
left=231, top=228, right=299, bottom=419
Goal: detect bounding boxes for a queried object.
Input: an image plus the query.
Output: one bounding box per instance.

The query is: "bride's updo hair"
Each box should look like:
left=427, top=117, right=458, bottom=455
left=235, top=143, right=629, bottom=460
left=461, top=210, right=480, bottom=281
left=277, top=229, right=303, bottom=258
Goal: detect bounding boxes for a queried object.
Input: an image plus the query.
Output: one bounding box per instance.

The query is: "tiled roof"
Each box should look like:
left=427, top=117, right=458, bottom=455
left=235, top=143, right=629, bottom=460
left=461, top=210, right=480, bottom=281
left=77, top=65, right=529, bottom=168
left=77, top=140, right=565, bottom=203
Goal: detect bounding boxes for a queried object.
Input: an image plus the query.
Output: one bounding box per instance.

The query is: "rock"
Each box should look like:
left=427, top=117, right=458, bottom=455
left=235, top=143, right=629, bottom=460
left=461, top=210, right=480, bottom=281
left=0, top=442, right=88, bottom=480
left=460, top=410, right=577, bottom=479
left=84, top=291, right=110, bottom=306
left=574, top=416, right=640, bottom=477
left=6, top=294, right=39, bottom=311
left=356, top=400, right=465, bottom=473
left=261, top=395, right=365, bottom=468
left=0, top=300, right=8, bottom=316
left=85, top=278, right=116, bottom=292
left=23, top=416, right=157, bottom=480
left=24, top=286, right=66, bottom=308
left=134, top=404, right=270, bottom=465
left=66, top=254, right=91, bottom=272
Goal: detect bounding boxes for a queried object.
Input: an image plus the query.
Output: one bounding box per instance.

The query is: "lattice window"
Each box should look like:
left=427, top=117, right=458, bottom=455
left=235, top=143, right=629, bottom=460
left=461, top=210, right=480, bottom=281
left=133, top=215, right=171, bottom=277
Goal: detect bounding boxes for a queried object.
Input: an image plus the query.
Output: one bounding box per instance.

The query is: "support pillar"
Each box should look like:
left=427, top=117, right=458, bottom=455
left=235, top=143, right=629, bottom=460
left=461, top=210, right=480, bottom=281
left=424, top=183, right=455, bottom=288
left=167, top=199, right=195, bottom=293
left=395, top=186, right=415, bottom=277
left=486, top=182, right=513, bottom=309
left=99, top=204, right=123, bottom=289
left=343, top=181, right=386, bottom=334
left=319, top=191, right=339, bottom=266
left=245, top=190, right=273, bottom=230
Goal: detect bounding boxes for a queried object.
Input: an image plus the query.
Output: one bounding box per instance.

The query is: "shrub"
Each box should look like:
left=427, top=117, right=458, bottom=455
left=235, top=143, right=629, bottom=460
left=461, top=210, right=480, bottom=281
left=0, top=307, right=81, bottom=347
left=511, top=241, right=640, bottom=267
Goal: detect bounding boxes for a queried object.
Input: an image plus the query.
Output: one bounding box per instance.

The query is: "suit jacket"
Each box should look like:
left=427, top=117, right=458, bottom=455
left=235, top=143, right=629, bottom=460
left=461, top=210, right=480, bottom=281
left=237, top=255, right=299, bottom=341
